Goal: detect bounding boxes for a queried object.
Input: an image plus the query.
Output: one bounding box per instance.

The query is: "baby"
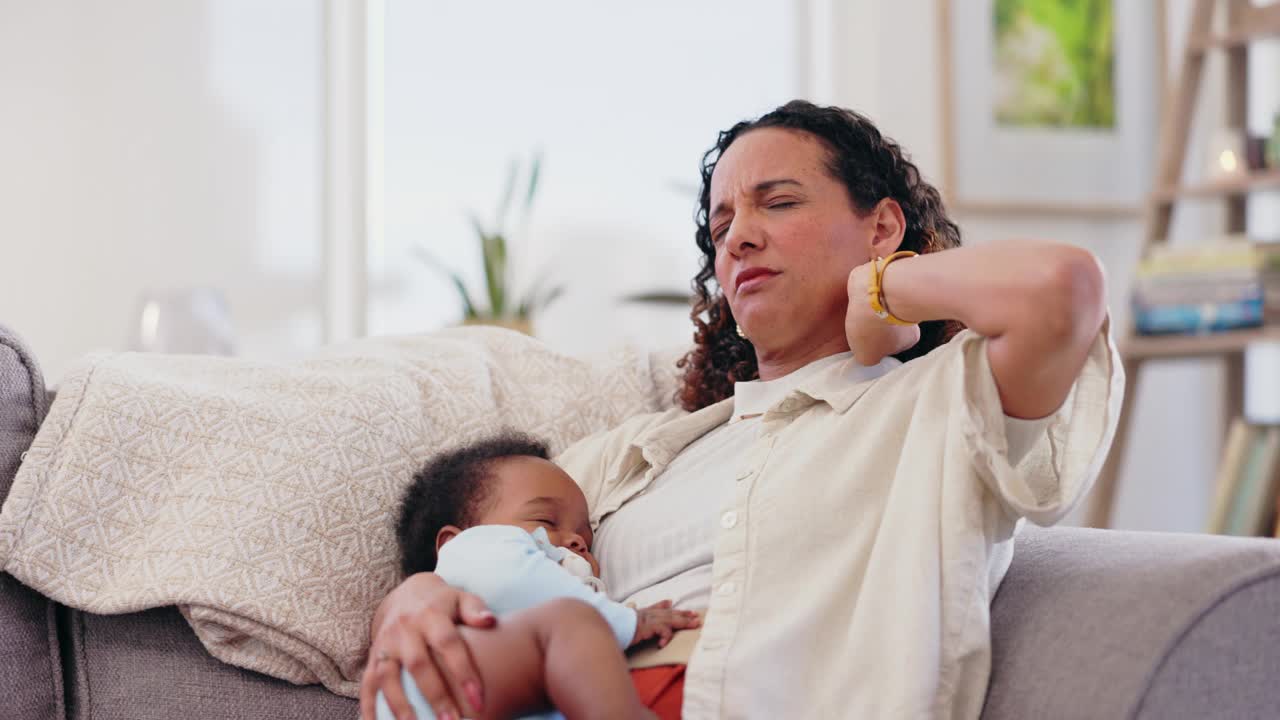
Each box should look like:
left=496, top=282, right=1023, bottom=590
left=376, top=432, right=700, bottom=720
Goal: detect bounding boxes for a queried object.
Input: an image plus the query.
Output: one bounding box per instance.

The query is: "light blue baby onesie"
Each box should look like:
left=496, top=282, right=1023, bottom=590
left=375, top=525, right=637, bottom=720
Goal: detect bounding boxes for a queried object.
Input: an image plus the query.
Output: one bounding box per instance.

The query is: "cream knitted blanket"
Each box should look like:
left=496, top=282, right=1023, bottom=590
left=0, top=327, right=679, bottom=697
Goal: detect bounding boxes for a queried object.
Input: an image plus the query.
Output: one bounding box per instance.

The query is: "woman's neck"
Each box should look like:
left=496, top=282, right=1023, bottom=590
left=753, top=334, right=852, bottom=381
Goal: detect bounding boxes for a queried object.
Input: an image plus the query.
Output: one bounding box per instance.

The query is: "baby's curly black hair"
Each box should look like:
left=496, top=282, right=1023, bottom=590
left=396, top=431, right=550, bottom=576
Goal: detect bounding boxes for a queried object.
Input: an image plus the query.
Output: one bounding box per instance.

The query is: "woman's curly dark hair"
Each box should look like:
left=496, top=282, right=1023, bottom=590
left=396, top=431, right=549, bottom=575
left=676, top=100, right=966, bottom=411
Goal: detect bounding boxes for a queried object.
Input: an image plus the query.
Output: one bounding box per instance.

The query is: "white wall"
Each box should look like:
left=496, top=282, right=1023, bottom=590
left=0, top=0, right=325, bottom=382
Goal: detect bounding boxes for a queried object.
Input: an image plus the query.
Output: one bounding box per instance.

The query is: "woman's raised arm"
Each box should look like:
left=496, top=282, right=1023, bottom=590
left=848, top=238, right=1107, bottom=419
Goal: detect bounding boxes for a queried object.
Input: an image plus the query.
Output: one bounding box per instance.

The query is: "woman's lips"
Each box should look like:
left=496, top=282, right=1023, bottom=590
left=736, top=270, right=779, bottom=294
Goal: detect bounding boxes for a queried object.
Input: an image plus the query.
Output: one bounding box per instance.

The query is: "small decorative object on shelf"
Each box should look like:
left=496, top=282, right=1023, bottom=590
left=416, top=152, right=562, bottom=336
left=127, top=287, right=236, bottom=356
left=1131, top=238, right=1280, bottom=336
left=1207, top=128, right=1248, bottom=180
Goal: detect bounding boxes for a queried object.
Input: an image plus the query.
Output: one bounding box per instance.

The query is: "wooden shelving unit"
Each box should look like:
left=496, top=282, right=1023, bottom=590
left=1155, top=169, right=1280, bottom=202
left=1086, top=0, right=1280, bottom=528
left=1123, top=327, right=1280, bottom=360
left=1189, top=25, right=1280, bottom=51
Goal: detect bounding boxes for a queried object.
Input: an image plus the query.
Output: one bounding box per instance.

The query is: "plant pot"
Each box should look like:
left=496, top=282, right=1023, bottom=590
left=461, top=317, right=534, bottom=336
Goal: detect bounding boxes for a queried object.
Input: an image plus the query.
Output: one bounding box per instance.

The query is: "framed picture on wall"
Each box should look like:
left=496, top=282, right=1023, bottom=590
left=938, top=0, right=1160, bottom=217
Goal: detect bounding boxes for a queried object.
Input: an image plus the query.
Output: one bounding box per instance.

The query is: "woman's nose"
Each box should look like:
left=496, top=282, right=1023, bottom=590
left=725, top=217, right=763, bottom=257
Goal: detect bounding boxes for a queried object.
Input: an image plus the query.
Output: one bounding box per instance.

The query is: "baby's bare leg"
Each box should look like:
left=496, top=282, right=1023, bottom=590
left=450, top=598, right=651, bottom=720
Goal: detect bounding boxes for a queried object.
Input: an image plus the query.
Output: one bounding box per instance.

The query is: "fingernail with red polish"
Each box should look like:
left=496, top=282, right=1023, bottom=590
left=466, top=680, right=484, bottom=712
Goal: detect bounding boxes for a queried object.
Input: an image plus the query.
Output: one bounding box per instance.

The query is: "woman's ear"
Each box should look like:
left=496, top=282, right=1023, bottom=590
left=867, top=198, right=906, bottom=258
left=435, top=525, right=462, bottom=555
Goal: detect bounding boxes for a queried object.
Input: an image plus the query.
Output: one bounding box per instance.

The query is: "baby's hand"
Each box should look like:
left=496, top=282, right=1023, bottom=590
left=630, top=600, right=701, bottom=648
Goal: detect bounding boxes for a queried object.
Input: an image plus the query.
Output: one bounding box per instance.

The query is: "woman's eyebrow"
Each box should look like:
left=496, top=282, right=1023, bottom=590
left=754, top=178, right=803, bottom=193
left=712, top=178, right=804, bottom=220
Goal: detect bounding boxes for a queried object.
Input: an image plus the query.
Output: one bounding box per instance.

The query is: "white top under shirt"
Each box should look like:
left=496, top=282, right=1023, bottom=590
left=594, top=351, right=1052, bottom=612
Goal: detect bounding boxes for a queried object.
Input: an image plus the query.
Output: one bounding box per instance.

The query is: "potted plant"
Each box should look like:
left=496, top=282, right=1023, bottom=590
left=416, top=153, right=562, bottom=335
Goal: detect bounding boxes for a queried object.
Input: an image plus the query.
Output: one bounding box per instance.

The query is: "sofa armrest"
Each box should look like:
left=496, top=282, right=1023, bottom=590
left=1, top=323, right=47, bottom=504
left=0, top=323, right=62, bottom=720
left=983, top=525, right=1280, bottom=720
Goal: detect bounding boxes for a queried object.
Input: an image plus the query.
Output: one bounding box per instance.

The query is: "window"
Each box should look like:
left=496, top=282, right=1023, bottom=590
left=374, top=0, right=799, bottom=354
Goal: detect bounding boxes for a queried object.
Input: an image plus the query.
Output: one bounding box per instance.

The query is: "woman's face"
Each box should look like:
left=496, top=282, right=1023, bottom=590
left=708, top=127, right=882, bottom=359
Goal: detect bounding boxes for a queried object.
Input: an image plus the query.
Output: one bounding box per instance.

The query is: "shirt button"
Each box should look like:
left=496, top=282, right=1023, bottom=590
left=718, top=582, right=737, bottom=596
left=720, top=511, right=738, bottom=529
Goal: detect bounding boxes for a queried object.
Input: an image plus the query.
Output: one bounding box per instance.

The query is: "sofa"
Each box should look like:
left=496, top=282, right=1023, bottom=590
left=3, top=322, right=1280, bottom=720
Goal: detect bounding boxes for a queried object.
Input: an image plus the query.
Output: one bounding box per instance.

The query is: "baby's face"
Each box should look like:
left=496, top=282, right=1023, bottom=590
left=476, top=456, right=600, bottom=576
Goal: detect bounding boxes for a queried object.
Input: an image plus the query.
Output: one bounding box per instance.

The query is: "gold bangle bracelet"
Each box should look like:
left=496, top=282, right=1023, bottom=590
left=867, top=251, right=918, bottom=325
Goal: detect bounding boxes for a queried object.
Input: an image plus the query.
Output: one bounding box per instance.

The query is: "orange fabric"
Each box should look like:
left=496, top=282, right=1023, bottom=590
left=630, top=664, right=686, bottom=720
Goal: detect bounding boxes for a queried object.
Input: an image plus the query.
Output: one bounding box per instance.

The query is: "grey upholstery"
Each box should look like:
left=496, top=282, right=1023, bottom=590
left=0, top=324, right=46, bottom=502
left=0, top=324, right=62, bottom=720
left=985, top=525, right=1280, bottom=719
left=63, top=607, right=356, bottom=720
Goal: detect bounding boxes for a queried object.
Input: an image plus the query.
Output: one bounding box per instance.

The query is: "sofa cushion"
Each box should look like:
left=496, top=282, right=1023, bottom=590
left=0, top=324, right=62, bottom=720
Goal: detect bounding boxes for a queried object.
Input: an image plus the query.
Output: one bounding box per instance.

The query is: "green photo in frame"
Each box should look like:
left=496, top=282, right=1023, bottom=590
left=993, top=0, right=1116, bottom=128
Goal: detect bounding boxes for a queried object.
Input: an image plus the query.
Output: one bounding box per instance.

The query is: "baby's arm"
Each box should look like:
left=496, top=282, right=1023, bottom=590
left=436, top=526, right=639, bottom=648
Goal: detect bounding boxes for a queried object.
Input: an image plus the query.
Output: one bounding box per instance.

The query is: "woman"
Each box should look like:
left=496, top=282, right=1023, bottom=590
left=361, top=101, right=1121, bottom=719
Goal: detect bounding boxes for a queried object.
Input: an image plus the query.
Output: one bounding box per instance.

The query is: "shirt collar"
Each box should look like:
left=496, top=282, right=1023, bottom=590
left=732, top=352, right=852, bottom=422
left=733, top=352, right=901, bottom=421
left=628, top=352, right=901, bottom=474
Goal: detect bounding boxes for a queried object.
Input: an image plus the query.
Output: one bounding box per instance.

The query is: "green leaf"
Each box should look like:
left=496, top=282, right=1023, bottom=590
left=468, top=213, right=488, bottom=243
left=535, top=285, right=564, bottom=311
left=493, top=231, right=508, bottom=314
left=449, top=274, right=480, bottom=319
left=524, top=151, right=542, bottom=215
left=495, top=157, right=519, bottom=229
left=619, top=291, right=695, bottom=305
left=413, top=246, right=480, bottom=318
left=481, top=234, right=503, bottom=316
left=515, top=285, right=563, bottom=318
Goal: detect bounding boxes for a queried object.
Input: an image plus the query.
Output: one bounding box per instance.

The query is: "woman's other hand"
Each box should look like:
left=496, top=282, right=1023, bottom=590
left=630, top=600, right=702, bottom=649
left=845, top=260, right=920, bottom=366
left=359, top=572, right=496, bottom=720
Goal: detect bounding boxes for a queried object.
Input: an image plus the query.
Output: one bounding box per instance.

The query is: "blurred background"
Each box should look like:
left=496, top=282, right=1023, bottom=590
left=3, top=0, right=1280, bottom=534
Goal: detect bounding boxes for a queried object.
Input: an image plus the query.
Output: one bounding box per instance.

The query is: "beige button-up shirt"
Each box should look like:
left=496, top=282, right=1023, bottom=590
left=556, top=324, right=1122, bottom=719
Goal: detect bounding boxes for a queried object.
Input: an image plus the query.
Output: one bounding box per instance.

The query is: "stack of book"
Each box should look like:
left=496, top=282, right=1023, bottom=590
left=1206, top=418, right=1280, bottom=536
left=1132, top=238, right=1280, bottom=335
